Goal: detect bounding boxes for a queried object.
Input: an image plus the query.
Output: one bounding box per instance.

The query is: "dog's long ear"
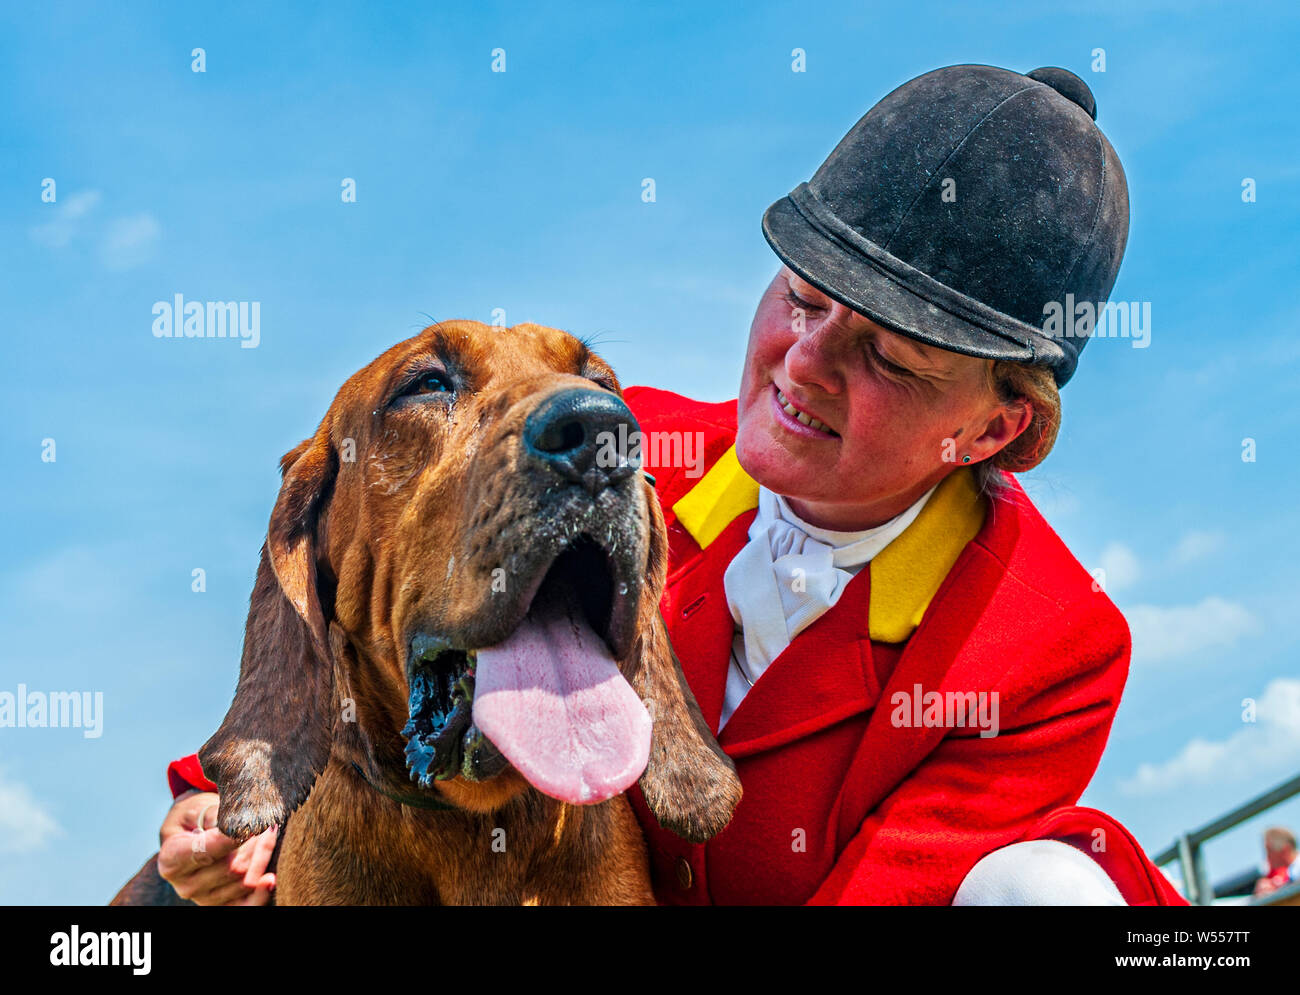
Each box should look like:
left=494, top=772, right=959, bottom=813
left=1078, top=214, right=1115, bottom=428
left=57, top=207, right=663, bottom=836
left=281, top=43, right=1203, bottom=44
left=634, top=488, right=742, bottom=843
left=199, top=428, right=339, bottom=841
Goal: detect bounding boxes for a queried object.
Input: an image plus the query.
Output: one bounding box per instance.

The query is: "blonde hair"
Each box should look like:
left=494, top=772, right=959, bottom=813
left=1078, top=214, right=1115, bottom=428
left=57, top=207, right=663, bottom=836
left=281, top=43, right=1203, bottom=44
left=973, top=360, right=1062, bottom=498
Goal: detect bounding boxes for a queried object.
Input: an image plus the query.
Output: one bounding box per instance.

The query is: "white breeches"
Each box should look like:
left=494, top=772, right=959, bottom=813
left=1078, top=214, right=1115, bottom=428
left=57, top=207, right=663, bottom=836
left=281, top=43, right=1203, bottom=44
left=952, top=839, right=1128, bottom=906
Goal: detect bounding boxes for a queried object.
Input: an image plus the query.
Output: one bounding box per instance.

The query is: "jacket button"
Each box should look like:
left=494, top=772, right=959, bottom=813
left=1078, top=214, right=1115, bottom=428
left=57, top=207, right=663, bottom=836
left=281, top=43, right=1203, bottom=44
left=675, top=856, right=693, bottom=891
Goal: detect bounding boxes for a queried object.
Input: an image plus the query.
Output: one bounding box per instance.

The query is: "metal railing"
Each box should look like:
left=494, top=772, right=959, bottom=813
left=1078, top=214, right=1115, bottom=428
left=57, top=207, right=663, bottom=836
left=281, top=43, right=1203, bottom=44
left=1257, top=879, right=1300, bottom=907
left=1152, top=771, right=1300, bottom=905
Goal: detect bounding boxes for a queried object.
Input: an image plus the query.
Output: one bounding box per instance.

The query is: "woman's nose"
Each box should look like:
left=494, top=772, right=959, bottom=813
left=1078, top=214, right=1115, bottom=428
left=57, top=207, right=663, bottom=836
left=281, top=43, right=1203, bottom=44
left=785, top=318, right=847, bottom=395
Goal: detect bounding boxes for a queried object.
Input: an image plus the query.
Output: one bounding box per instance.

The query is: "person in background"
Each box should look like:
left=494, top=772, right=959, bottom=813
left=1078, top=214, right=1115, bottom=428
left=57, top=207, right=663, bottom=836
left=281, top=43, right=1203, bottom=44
left=1254, top=827, right=1300, bottom=899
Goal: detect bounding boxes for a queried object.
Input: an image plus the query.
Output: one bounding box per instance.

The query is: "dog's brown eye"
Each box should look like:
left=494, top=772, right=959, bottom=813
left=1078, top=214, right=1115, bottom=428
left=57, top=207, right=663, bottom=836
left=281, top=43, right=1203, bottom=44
left=417, top=372, right=453, bottom=393
left=390, top=368, right=458, bottom=410
left=397, top=369, right=455, bottom=401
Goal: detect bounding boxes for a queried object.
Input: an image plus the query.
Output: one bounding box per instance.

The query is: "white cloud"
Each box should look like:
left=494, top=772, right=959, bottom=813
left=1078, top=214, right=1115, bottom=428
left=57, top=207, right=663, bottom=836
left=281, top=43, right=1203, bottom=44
left=1120, top=678, right=1300, bottom=796
left=100, top=212, right=161, bottom=271
left=1097, top=542, right=1140, bottom=592
left=28, top=190, right=101, bottom=248
left=0, top=771, right=63, bottom=854
left=1172, top=529, right=1226, bottom=565
left=1126, top=596, right=1255, bottom=666
left=28, top=193, right=161, bottom=271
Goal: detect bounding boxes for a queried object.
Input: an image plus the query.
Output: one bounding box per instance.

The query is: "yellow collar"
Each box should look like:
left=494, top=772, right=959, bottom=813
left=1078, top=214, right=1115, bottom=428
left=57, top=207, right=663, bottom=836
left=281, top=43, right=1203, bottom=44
left=671, top=446, right=987, bottom=642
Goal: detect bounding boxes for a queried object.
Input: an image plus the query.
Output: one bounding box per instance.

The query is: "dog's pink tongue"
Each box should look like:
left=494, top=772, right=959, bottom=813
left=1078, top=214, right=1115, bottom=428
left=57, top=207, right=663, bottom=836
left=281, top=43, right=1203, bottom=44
left=472, top=605, right=651, bottom=805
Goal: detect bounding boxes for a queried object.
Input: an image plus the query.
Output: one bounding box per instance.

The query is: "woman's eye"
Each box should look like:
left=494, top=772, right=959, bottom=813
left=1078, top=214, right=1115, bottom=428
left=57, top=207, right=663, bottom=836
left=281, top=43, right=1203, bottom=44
left=868, top=345, right=914, bottom=380
left=785, top=288, right=824, bottom=312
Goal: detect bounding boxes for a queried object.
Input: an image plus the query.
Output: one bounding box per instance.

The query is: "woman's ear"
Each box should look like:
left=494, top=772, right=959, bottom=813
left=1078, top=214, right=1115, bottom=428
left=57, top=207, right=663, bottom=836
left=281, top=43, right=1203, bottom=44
left=198, top=429, right=339, bottom=841
left=968, top=394, right=1034, bottom=464
left=632, top=489, right=742, bottom=842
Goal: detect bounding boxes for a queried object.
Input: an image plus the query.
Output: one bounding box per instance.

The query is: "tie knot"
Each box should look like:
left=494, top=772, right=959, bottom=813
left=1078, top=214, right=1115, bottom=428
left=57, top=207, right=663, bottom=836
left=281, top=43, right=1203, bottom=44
left=767, top=515, right=834, bottom=562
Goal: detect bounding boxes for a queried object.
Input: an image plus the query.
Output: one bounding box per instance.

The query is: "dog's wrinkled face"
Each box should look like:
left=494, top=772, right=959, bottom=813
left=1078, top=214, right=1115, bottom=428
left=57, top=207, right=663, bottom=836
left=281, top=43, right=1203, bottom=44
left=320, top=321, right=651, bottom=807
left=201, top=320, right=740, bottom=843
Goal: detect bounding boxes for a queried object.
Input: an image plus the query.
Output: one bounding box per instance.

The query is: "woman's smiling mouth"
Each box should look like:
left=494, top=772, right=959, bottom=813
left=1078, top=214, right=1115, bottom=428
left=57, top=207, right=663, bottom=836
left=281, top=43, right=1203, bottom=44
left=772, top=384, right=839, bottom=438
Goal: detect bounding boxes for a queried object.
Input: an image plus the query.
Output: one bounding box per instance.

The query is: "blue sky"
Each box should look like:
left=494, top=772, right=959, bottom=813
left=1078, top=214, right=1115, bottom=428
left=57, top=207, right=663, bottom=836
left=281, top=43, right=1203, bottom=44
left=1, top=1, right=1297, bottom=904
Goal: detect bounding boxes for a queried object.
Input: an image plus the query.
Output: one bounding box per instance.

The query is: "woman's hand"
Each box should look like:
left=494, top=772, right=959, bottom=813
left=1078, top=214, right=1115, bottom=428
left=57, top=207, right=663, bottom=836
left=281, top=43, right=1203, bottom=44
left=157, top=789, right=277, bottom=905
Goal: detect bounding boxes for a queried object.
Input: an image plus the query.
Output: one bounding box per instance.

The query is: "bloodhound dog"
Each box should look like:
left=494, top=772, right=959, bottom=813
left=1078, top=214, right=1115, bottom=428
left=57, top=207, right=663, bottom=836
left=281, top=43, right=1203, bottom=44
left=115, top=320, right=741, bottom=905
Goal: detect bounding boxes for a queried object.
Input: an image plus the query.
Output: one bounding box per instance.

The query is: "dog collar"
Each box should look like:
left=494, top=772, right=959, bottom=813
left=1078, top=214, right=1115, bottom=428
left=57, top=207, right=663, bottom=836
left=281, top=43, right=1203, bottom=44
left=350, top=761, right=462, bottom=812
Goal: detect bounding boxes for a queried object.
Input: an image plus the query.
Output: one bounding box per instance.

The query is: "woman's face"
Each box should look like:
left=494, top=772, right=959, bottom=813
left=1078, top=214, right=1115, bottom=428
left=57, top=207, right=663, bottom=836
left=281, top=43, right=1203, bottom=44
left=735, top=267, right=1032, bottom=531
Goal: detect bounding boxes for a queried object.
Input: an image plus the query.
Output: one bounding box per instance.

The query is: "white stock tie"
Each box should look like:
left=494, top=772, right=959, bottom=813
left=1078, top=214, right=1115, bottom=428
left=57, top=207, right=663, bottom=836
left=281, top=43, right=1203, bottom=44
left=719, top=483, right=938, bottom=729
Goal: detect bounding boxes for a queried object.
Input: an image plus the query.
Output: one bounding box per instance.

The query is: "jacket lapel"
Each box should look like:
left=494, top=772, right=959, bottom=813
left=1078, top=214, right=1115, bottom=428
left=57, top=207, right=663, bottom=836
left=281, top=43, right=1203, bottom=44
left=831, top=481, right=1027, bottom=851
left=663, top=510, right=754, bottom=737
left=717, top=564, right=878, bottom=757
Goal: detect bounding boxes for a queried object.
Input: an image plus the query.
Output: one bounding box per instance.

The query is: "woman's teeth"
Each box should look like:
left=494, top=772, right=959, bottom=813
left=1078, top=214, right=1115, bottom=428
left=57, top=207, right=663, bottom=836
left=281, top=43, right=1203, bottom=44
left=776, top=388, right=834, bottom=435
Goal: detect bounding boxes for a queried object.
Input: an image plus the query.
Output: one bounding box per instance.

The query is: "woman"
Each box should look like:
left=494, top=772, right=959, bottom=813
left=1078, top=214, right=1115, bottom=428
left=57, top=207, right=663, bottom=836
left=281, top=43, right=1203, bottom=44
left=156, top=63, right=1184, bottom=906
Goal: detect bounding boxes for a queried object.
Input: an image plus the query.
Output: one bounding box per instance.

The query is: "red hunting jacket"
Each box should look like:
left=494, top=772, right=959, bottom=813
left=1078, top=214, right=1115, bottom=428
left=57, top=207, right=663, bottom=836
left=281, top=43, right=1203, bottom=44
left=167, top=385, right=1185, bottom=907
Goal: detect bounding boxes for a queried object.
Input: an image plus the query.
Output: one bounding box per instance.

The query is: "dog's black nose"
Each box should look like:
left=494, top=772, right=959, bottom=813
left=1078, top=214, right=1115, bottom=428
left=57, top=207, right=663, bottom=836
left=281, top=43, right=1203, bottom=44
left=524, top=388, right=639, bottom=494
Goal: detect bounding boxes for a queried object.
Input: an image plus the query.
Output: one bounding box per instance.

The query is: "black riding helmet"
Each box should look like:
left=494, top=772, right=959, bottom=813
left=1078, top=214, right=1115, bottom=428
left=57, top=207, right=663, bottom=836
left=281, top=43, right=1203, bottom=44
left=762, top=64, right=1129, bottom=387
